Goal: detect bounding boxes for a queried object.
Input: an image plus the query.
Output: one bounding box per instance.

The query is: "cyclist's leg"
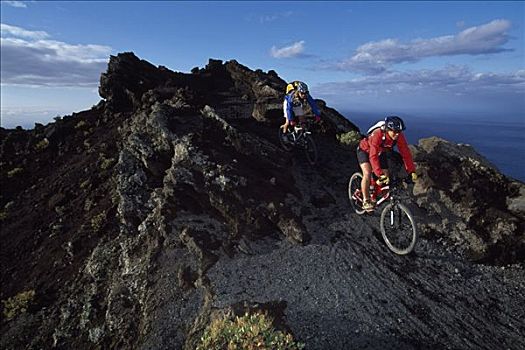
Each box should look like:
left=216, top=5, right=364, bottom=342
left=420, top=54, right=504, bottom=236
left=357, top=148, right=372, bottom=201
left=288, top=116, right=298, bottom=141
left=360, top=162, right=375, bottom=212
left=281, top=114, right=290, bottom=134
left=360, top=162, right=372, bottom=198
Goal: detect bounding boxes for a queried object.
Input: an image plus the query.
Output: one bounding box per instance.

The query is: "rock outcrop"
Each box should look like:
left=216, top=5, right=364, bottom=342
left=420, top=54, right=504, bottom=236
left=1, top=52, right=523, bottom=350
left=411, top=137, right=525, bottom=264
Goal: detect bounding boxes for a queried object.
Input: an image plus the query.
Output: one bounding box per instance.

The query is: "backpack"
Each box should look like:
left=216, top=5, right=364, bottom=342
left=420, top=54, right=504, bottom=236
left=366, top=120, right=397, bottom=147
left=367, top=120, right=385, bottom=135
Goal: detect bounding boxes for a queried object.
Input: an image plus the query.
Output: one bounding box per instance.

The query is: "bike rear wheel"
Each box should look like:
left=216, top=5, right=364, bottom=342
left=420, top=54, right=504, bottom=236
left=348, top=172, right=365, bottom=215
left=278, top=127, right=293, bottom=152
left=380, top=202, right=417, bottom=255
left=304, top=135, right=317, bottom=165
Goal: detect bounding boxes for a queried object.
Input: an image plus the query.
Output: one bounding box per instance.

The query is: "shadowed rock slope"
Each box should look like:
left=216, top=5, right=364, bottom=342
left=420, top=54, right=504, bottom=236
left=1, top=52, right=523, bottom=350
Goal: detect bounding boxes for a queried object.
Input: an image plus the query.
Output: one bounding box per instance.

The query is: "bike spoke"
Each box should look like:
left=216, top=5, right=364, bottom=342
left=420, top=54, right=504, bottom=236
left=380, top=203, right=417, bottom=255
left=348, top=172, right=365, bottom=215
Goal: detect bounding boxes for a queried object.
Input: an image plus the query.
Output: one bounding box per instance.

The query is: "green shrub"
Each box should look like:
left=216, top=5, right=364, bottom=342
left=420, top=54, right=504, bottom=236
left=99, top=153, right=115, bottom=170
left=101, top=158, right=115, bottom=170
left=7, top=167, right=23, bottom=178
left=91, top=211, right=107, bottom=231
left=80, top=179, right=90, bottom=189
left=75, top=120, right=87, bottom=129
left=2, top=290, right=35, bottom=320
left=35, top=138, right=50, bottom=151
left=0, top=211, right=7, bottom=221
left=197, top=310, right=304, bottom=350
left=336, top=130, right=363, bottom=146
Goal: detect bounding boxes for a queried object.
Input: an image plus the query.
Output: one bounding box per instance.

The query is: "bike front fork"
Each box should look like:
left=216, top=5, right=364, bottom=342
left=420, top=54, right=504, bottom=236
left=288, top=130, right=304, bottom=143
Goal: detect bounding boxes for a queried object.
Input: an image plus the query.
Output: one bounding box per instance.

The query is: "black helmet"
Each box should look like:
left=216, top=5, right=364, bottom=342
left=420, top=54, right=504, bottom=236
left=295, top=81, right=309, bottom=94
left=385, top=116, right=405, bottom=132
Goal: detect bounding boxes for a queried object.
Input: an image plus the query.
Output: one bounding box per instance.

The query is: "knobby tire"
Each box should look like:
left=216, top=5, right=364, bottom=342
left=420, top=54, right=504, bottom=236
left=348, top=172, right=365, bottom=215
left=305, top=135, right=317, bottom=165
left=278, top=128, right=293, bottom=152
left=380, top=202, right=417, bottom=255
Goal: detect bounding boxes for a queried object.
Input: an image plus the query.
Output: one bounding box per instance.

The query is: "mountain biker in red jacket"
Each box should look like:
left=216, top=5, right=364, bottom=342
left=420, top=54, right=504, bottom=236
left=281, top=81, right=321, bottom=134
left=357, top=116, right=417, bottom=212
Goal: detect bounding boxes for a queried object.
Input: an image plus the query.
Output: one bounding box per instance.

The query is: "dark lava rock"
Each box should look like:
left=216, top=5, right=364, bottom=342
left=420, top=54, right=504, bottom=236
left=411, top=137, right=525, bottom=264
left=1, top=52, right=523, bottom=350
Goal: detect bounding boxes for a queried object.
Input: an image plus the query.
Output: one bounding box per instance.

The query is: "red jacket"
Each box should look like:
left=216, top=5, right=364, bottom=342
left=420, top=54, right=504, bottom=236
left=358, top=128, right=416, bottom=177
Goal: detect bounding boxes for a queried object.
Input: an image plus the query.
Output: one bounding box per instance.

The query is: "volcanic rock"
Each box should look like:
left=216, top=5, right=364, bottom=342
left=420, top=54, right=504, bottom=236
left=1, top=52, right=523, bottom=350
left=411, top=137, right=525, bottom=264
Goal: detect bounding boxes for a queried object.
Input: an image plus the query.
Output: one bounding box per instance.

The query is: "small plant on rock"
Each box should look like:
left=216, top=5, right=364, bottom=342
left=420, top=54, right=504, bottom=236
left=75, top=120, right=87, bottom=129
left=7, top=167, right=23, bottom=178
left=336, top=130, right=363, bottom=147
left=2, top=290, right=35, bottom=320
left=35, top=138, right=50, bottom=151
left=91, top=211, right=107, bottom=232
left=99, top=153, right=115, bottom=170
left=197, top=310, right=304, bottom=350
left=80, top=179, right=90, bottom=189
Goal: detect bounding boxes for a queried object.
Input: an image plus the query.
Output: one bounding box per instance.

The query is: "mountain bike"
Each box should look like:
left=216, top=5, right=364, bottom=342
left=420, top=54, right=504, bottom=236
left=278, top=117, right=318, bottom=165
left=348, top=167, right=417, bottom=255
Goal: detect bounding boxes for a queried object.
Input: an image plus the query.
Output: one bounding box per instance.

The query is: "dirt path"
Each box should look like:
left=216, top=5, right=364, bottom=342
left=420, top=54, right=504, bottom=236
left=208, top=228, right=524, bottom=349
left=207, top=140, right=525, bottom=350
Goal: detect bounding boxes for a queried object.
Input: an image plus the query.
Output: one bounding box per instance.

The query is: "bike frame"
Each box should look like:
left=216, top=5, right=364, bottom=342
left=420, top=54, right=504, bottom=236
left=383, top=179, right=404, bottom=225
left=351, top=176, right=409, bottom=210
left=370, top=178, right=390, bottom=207
left=279, top=117, right=318, bottom=165
left=348, top=163, right=417, bottom=255
left=289, top=121, right=313, bottom=144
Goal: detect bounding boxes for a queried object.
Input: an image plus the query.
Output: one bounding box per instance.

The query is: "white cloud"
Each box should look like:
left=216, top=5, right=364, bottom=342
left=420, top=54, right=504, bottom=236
left=3, top=1, right=27, bottom=8
left=334, top=19, right=512, bottom=73
left=315, top=66, right=525, bottom=117
left=270, top=40, right=305, bottom=58
left=1, top=23, right=112, bottom=86
left=316, top=66, right=525, bottom=97
left=1, top=23, right=49, bottom=39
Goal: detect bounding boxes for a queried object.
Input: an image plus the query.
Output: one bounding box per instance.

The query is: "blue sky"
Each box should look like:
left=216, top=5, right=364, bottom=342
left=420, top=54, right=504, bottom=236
left=1, top=1, right=524, bottom=128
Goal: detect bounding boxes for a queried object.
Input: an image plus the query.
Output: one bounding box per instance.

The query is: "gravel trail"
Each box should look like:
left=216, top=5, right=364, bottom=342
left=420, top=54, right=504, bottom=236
left=207, top=142, right=525, bottom=350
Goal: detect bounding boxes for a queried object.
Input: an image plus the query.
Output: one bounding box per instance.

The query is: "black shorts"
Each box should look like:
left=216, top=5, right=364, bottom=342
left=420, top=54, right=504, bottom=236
left=356, top=147, right=389, bottom=169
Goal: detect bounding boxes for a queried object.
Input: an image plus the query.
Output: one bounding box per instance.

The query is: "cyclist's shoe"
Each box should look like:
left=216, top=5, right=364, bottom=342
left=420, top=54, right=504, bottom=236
left=363, top=199, right=375, bottom=212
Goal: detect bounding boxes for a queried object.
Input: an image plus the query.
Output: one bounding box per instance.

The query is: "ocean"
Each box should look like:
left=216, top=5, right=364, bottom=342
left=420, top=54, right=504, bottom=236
left=346, top=114, right=525, bottom=182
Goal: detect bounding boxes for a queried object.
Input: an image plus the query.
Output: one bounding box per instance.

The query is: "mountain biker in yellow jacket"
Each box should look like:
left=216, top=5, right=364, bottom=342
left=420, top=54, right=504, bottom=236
left=357, top=116, right=417, bottom=212
left=281, top=81, right=321, bottom=134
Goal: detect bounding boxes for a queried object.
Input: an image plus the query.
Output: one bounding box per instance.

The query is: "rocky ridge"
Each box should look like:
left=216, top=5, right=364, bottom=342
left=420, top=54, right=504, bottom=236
left=1, top=52, right=523, bottom=349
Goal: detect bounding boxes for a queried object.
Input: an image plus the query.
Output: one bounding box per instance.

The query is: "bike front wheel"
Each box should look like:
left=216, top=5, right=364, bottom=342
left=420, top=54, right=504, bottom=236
left=348, top=172, right=365, bottom=215
left=278, top=127, right=294, bottom=152
left=380, top=202, right=417, bottom=255
left=304, top=135, right=317, bottom=165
